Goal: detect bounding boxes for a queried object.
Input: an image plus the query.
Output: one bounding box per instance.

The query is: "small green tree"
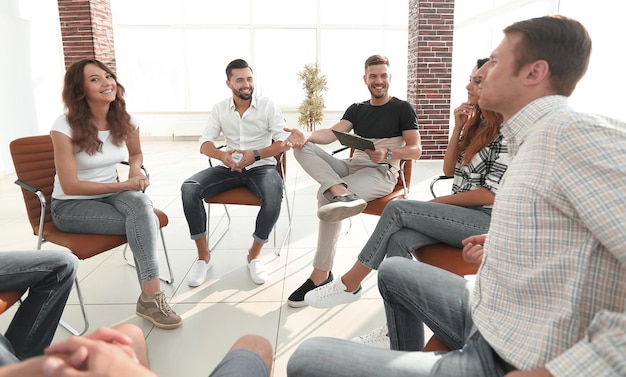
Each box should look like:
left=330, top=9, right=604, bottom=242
left=297, top=63, right=328, bottom=132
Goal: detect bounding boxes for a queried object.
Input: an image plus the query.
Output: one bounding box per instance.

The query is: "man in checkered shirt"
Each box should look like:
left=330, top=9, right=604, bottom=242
left=288, top=15, right=625, bottom=377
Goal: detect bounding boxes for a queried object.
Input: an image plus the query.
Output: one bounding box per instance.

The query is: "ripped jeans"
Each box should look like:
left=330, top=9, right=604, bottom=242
left=181, top=165, right=283, bottom=244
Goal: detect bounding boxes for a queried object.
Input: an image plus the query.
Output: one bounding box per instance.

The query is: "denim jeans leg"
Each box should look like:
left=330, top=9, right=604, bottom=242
left=358, top=200, right=491, bottom=270
left=378, top=257, right=474, bottom=351
left=181, top=166, right=243, bottom=240
left=0, top=251, right=78, bottom=362
left=51, top=192, right=160, bottom=284
left=104, top=191, right=160, bottom=283
left=244, top=165, right=284, bottom=242
left=287, top=337, right=443, bottom=377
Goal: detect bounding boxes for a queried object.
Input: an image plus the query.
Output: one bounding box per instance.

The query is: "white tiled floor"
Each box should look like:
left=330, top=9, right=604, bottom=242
left=0, top=139, right=445, bottom=377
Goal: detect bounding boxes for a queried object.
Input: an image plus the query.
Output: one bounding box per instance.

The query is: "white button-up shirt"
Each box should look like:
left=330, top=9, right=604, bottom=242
left=199, top=95, right=289, bottom=168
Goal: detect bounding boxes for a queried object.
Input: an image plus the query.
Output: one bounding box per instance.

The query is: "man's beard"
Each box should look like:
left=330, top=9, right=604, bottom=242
left=235, top=88, right=253, bottom=100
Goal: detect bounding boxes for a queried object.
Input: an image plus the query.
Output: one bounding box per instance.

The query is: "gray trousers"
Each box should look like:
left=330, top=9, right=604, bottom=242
left=293, top=142, right=397, bottom=270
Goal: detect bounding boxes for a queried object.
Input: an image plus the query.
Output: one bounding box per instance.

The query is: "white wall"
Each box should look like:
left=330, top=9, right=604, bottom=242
left=0, top=0, right=64, bottom=176
left=450, top=0, right=626, bottom=130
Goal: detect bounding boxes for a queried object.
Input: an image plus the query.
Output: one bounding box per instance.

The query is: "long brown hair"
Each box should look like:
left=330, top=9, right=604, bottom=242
left=62, top=59, right=133, bottom=155
left=456, top=58, right=503, bottom=165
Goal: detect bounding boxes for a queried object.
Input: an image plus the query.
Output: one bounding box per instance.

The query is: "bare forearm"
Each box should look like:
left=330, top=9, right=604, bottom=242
left=431, top=187, right=494, bottom=207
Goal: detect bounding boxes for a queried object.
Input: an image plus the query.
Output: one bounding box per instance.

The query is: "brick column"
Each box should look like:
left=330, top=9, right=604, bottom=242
left=57, top=0, right=116, bottom=71
left=407, top=0, right=455, bottom=160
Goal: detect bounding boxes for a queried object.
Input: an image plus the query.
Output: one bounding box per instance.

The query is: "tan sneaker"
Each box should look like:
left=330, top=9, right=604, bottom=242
left=136, top=291, right=182, bottom=329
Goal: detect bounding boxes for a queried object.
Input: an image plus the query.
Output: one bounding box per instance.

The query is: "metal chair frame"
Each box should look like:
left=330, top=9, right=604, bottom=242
left=10, top=135, right=173, bottom=336
left=204, top=147, right=292, bottom=256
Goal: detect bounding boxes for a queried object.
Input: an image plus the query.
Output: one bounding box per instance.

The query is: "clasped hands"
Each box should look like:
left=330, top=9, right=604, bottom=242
left=40, top=327, right=155, bottom=377
left=126, top=175, right=150, bottom=192
left=221, top=149, right=257, bottom=172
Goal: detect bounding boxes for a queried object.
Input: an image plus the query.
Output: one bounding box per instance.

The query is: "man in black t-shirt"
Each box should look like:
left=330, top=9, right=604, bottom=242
left=283, top=54, right=422, bottom=307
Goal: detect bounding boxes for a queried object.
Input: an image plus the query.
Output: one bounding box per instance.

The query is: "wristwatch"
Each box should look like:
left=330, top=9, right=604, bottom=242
left=253, top=149, right=261, bottom=161
left=386, top=148, right=393, bottom=160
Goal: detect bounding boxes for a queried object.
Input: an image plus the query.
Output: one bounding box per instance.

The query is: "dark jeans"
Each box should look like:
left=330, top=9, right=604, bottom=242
left=181, top=165, right=283, bottom=243
left=0, top=251, right=78, bottom=365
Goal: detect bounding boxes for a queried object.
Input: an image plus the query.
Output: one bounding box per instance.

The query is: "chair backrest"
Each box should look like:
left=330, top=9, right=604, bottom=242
left=9, top=135, right=56, bottom=236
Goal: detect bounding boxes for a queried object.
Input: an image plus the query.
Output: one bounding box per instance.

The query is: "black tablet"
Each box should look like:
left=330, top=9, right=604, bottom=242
left=332, top=130, right=375, bottom=151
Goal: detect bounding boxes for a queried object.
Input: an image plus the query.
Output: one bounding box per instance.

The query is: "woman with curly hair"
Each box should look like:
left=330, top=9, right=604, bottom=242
left=50, top=59, right=181, bottom=329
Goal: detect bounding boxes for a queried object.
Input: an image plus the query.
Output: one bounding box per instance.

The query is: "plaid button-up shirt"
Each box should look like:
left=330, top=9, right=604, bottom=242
left=472, top=95, right=626, bottom=376
left=452, top=132, right=510, bottom=208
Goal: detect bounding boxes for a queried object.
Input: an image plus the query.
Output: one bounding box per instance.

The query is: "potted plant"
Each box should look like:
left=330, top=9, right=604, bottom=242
left=297, top=63, right=328, bottom=132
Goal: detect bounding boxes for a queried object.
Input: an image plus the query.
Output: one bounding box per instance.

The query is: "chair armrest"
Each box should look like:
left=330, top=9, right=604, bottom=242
left=14, top=179, right=47, bottom=248
left=119, top=161, right=149, bottom=179
left=208, top=145, right=227, bottom=167
left=429, top=175, right=454, bottom=198
left=14, top=179, right=40, bottom=194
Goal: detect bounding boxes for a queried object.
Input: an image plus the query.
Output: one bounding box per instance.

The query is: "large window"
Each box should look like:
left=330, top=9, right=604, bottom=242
left=111, top=0, right=408, bottom=113
left=451, top=0, right=626, bottom=122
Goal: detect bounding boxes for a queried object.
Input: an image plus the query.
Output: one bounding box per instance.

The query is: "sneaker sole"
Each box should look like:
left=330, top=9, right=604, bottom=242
left=287, top=299, right=308, bottom=308
left=136, top=311, right=182, bottom=330
left=317, top=200, right=367, bottom=222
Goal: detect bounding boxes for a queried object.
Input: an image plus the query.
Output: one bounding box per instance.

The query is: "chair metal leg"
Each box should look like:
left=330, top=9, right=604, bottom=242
left=274, top=182, right=293, bottom=256
left=207, top=203, right=232, bottom=251
left=60, top=277, right=88, bottom=336
left=122, top=228, right=174, bottom=284
left=158, top=228, right=174, bottom=284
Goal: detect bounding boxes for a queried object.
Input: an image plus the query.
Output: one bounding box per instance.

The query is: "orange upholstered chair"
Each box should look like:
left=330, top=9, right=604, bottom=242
left=9, top=135, right=173, bottom=335
left=203, top=146, right=292, bottom=256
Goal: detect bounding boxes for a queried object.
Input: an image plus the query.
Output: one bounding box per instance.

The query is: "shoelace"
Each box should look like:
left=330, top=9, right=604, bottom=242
left=154, top=292, right=173, bottom=315
left=317, top=280, right=344, bottom=298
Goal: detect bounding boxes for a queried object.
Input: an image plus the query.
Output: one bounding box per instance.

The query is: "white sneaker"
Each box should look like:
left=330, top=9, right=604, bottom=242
left=304, top=275, right=362, bottom=308
left=247, top=258, right=269, bottom=285
left=187, top=259, right=213, bottom=287
left=351, top=324, right=390, bottom=349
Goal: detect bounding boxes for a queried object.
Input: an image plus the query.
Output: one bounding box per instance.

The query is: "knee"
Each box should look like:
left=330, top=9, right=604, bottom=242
left=382, top=200, right=404, bottom=216
left=292, top=142, right=315, bottom=159
left=55, top=252, right=79, bottom=280
left=287, top=338, right=322, bottom=375
left=264, top=189, right=283, bottom=208
left=378, top=257, right=405, bottom=284
left=230, top=335, right=273, bottom=372
left=180, top=180, right=201, bottom=203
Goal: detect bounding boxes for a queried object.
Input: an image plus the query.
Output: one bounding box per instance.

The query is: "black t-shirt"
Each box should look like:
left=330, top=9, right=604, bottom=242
left=341, top=97, right=418, bottom=138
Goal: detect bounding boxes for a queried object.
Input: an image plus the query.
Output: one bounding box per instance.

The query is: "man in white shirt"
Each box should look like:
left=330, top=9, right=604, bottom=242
left=181, top=59, right=290, bottom=286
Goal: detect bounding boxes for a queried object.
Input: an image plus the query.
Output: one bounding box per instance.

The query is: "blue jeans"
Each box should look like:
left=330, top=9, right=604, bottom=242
left=358, top=200, right=492, bottom=269
left=51, top=191, right=160, bottom=283
left=0, top=251, right=78, bottom=365
left=181, top=165, right=283, bottom=243
left=287, top=258, right=516, bottom=377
